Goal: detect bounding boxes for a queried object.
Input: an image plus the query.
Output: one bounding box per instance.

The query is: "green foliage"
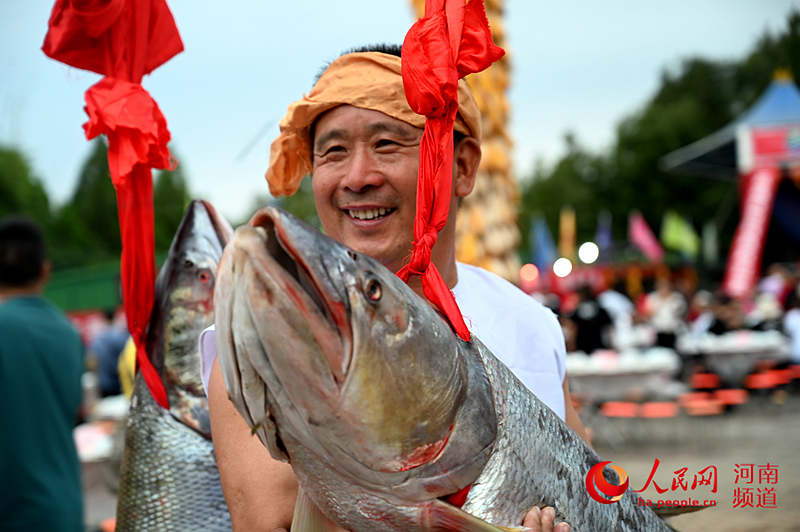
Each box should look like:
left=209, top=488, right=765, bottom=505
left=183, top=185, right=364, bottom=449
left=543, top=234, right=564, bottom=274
left=64, top=139, right=120, bottom=257
left=278, top=177, right=320, bottom=230
left=0, top=146, right=51, bottom=224
left=240, top=177, right=321, bottom=230
left=518, top=9, right=800, bottom=266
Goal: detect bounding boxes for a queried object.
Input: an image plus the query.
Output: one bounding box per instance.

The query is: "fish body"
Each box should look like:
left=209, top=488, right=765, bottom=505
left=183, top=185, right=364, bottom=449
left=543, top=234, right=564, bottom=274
left=115, top=200, right=233, bottom=531
left=214, top=207, right=668, bottom=531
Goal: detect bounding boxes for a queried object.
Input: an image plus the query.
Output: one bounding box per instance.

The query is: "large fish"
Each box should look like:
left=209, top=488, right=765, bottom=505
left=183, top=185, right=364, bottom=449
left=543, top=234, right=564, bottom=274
left=214, top=206, right=670, bottom=531
left=116, top=200, right=233, bottom=531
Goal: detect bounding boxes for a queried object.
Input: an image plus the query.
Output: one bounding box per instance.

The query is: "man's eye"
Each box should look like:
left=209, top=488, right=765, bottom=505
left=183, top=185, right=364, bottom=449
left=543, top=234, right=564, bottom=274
left=375, top=139, right=399, bottom=150
left=320, top=145, right=346, bottom=158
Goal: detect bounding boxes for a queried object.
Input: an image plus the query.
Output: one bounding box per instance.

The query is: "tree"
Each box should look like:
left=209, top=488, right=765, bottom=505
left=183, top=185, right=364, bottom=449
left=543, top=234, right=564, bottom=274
left=278, top=177, right=320, bottom=230
left=518, top=134, right=610, bottom=261
left=63, top=139, right=120, bottom=257
left=241, top=177, right=320, bottom=230
left=0, top=146, right=51, bottom=224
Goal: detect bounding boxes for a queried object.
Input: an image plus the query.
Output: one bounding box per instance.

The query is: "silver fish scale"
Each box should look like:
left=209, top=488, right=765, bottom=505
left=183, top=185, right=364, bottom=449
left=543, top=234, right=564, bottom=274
left=461, top=340, right=670, bottom=531
left=115, top=375, right=232, bottom=531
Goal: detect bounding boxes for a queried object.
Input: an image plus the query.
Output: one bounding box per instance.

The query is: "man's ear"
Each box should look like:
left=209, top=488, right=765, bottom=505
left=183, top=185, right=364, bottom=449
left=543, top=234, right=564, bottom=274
left=453, top=137, right=481, bottom=198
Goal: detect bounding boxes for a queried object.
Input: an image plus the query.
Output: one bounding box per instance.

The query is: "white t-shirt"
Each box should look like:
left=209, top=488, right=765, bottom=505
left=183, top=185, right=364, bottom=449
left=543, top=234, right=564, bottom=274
left=452, top=262, right=566, bottom=419
left=200, top=262, right=566, bottom=420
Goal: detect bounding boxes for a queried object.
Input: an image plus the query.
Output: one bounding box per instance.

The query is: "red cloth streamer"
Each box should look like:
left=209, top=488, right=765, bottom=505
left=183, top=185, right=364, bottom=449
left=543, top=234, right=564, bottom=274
left=42, top=0, right=183, bottom=409
left=399, top=0, right=504, bottom=342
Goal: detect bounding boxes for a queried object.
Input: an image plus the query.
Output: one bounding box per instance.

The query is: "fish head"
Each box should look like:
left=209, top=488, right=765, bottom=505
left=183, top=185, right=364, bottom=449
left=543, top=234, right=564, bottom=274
left=148, top=200, right=232, bottom=437
left=216, top=206, right=491, bottom=485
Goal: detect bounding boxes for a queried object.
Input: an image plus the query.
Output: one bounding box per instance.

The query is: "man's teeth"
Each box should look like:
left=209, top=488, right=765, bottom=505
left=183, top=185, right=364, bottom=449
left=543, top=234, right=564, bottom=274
left=348, top=208, right=391, bottom=220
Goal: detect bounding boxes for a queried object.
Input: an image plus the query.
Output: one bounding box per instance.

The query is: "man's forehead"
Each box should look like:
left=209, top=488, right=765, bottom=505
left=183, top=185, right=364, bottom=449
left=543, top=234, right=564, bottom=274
left=313, top=105, right=422, bottom=142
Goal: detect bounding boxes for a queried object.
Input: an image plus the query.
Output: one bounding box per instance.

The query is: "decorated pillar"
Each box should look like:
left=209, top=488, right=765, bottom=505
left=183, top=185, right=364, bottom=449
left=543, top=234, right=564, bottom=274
left=411, top=0, right=521, bottom=282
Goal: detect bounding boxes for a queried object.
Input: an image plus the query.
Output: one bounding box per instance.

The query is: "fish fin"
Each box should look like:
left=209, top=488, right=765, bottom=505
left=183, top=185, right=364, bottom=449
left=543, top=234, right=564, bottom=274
left=290, top=487, right=341, bottom=532
left=653, top=504, right=712, bottom=518
left=423, top=499, right=512, bottom=532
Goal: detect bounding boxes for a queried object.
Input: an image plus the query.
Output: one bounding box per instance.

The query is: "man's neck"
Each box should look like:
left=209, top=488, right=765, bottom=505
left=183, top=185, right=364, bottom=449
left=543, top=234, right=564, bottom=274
left=0, top=284, right=44, bottom=304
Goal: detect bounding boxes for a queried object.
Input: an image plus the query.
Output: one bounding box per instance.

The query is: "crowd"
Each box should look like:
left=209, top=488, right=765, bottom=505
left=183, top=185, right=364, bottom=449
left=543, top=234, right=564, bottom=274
left=533, top=262, right=800, bottom=364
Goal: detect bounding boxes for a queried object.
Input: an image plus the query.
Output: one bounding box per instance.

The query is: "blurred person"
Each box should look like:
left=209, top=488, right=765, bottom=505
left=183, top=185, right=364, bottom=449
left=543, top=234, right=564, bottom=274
left=598, top=279, right=637, bottom=350
left=598, top=278, right=634, bottom=328
left=746, top=291, right=783, bottom=331
left=688, top=289, right=714, bottom=335
left=758, top=263, right=791, bottom=306
left=644, top=277, right=686, bottom=348
left=87, top=308, right=128, bottom=397
left=0, top=215, right=85, bottom=531
left=568, top=284, right=613, bottom=354
left=783, top=287, right=800, bottom=363
left=708, top=292, right=746, bottom=335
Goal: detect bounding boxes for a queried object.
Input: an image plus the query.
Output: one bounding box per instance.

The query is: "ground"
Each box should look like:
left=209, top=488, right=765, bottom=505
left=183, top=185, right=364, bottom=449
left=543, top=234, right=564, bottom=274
left=591, top=393, right=800, bottom=531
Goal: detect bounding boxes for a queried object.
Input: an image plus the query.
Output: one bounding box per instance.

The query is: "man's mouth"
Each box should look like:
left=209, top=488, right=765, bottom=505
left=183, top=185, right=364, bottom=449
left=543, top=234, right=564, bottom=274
left=346, top=207, right=396, bottom=221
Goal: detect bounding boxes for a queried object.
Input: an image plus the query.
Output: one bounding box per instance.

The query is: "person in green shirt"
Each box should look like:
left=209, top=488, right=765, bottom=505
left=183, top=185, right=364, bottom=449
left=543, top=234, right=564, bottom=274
left=0, top=215, right=85, bottom=531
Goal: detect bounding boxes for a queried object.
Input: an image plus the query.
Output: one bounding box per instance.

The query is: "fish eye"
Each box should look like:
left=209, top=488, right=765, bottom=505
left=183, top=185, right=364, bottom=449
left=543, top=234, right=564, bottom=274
left=197, top=270, right=212, bottom=283
left=364, top=278, right=381, bottom=302
left=347, top=250, right=358, bottom=261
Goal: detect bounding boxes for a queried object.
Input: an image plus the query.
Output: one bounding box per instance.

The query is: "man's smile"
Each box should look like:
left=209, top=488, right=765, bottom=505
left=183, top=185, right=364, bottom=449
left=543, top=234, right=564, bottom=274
left=344, top=207, right=397, bottom=222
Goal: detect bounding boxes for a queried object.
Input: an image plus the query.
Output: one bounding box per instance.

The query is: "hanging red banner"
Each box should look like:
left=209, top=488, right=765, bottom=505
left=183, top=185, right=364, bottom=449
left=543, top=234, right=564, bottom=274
left=42, top=0, right=184, bottom=409
left=722, top=166, right=782, bottom=298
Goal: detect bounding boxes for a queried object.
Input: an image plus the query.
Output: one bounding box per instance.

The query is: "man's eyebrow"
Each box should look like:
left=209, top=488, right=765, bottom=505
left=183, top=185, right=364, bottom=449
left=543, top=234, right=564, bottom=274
left=366, top=122, right=418, bottom=139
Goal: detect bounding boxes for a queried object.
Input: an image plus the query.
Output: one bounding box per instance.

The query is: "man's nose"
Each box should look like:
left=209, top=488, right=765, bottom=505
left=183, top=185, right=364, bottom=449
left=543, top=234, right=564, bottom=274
left=339, top=147, right=384, bottom=192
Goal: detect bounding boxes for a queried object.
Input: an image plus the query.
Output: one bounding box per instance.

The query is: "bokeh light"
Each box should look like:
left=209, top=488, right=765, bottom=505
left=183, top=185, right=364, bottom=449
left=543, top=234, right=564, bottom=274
left=520, top=263, right=540, bottom=284
left=553, top=257, right=573, bottom=278
left=578, top=242, right=600, bottom=264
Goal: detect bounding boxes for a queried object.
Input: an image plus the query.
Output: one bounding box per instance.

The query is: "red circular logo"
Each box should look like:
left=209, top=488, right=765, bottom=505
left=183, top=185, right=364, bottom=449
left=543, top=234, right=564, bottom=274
left=585, top=461, right=629, bottom=504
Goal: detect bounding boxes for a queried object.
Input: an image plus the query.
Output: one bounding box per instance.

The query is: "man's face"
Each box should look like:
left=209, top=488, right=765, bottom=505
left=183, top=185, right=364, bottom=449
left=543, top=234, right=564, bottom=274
left=311, top=105, right=422, bottom=274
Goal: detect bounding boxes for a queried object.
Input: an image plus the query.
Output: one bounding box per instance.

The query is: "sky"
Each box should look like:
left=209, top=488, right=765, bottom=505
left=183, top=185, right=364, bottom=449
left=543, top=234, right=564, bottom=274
left=1, top=1, right=799, bottom=223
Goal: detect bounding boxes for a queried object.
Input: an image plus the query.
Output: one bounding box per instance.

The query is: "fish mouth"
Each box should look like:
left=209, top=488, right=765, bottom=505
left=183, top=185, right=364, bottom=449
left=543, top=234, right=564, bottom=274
left=249, top=208, right=352, bottom=385
left=199, top=199, right=234, bottom=249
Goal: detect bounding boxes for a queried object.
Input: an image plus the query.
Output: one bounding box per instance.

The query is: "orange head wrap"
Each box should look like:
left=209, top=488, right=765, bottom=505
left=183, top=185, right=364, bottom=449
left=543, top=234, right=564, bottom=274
left=264, top=51, right=481, bottom=196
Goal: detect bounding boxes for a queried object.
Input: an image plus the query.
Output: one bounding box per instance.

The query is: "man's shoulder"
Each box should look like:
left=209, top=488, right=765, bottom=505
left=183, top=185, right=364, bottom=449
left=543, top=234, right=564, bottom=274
left=455, top=262, right=555, bottom=316
left=0, top=296, right=80, bottom=343
left=0, top=296, right=39, bottom=326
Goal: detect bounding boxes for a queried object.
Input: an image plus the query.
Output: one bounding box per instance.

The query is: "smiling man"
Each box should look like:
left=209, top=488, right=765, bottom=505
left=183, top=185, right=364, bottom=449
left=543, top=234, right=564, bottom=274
left=205, top=45, right=582, bottom=532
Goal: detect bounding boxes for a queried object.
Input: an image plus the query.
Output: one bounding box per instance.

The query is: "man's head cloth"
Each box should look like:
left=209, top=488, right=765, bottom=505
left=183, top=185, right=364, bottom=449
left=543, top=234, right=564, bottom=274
left=265, top=51, right=481, bottom=196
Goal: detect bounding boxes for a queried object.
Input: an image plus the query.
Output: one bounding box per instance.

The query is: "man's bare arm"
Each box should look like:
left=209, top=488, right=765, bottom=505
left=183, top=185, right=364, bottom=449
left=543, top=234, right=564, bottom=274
left=208, top=357, right=298, bottom=531
left=562, top=375, right=592, bottom=446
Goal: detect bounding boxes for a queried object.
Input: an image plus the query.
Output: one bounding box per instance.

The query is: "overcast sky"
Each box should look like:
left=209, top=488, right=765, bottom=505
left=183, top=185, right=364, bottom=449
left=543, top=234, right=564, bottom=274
left=2, top=1, right=798, bottom=222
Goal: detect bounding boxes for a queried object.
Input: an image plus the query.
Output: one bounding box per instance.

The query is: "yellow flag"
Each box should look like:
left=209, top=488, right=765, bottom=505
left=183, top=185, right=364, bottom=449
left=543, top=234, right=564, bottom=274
left=661, top=211, right=700, bottom=258
left=559, top=207, right=576, bottom=259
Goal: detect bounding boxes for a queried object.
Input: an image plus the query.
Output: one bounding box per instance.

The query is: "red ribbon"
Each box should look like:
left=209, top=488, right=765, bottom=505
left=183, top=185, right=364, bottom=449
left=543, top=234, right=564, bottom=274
left=82, top=77, right=174, bottom=408
left=42, top=0, right=183, bottom=409
left=399, top=0, right=504, bottom=342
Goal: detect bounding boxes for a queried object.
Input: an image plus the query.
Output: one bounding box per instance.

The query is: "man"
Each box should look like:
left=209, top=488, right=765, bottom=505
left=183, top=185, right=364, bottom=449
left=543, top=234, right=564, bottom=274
left=0, top=216, right=85, bottom=531
left=87, top=308, right=128, bottom=397
left=206, top=45, right=583, bottom=531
